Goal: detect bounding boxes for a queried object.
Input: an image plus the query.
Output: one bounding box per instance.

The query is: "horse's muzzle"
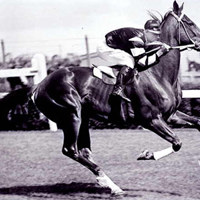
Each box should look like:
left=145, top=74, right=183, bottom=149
left=193, top=37, right=200, bottom=51
left=195, top=42, right=200, bottom=51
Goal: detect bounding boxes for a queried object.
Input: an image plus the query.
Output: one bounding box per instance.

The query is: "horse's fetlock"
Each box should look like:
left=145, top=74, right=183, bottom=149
left=94, top=167, right=103, bottom=176
left=172, top=141, right=182, bottom=152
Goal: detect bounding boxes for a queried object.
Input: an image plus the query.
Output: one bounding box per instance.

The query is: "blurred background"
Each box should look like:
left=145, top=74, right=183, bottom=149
left=0, top=0, right=200, bottom=130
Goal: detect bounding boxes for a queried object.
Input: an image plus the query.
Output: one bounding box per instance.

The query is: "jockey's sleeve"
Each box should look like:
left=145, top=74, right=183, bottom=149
left=131, top=46, right=162, bottom=71
left=137, top=53, right=158, bottom=66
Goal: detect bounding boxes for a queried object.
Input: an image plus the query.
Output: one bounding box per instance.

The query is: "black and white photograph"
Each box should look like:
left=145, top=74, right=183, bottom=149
left=0, top=0, right=200, bottom=199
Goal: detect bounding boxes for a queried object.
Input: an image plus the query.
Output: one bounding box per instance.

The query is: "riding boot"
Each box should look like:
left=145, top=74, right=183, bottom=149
left=112, top=66, right=131, bottom=102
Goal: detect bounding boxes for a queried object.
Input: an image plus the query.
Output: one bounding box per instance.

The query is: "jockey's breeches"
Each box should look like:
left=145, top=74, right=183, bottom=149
left=97, top=42, right=135, bottom=69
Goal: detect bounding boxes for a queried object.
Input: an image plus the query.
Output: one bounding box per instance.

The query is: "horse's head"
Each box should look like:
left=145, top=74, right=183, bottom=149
left=161, top=1, right=200, bottom=50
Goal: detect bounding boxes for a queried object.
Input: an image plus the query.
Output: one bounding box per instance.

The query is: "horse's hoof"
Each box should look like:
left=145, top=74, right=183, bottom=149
left=111, top=188, right=125, bottom=196
left=96, top=173, right=124, bottom=195
left=137, top=150, right=154, bottom=160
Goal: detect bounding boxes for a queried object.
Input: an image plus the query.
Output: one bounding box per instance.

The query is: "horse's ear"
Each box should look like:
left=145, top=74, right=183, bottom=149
left=173, top=1, right=184, bottom=15
left=179, top=3, right=184, bottom=12
left=173, top=1, right=179, bottom=14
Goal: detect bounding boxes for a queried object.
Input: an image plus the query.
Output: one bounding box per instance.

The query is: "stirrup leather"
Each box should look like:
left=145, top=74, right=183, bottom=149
left=112, top=86, right=131, bottom=102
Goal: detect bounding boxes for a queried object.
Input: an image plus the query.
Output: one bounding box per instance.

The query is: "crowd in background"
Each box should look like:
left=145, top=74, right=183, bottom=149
left=0, top=53, right=81, bottom=92
left=0, top=53, right=81, bottom=130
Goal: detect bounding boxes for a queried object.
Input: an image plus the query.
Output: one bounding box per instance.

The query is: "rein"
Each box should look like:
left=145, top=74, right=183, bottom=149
left=170, top=44, right=195, bottom=51
left=169, top=11, right=196, bottom=49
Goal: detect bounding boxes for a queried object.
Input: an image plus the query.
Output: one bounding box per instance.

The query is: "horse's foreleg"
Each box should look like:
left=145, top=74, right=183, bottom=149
left=138, top=146, right=175, bottom=160
left=138, top=115, right=182, bottom=160
left=168, top=111, right=192, bottom=126
left=172, top=110, right=200, bottom=130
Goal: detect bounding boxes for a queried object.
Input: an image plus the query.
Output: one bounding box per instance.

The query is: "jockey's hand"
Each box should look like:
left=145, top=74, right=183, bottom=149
left=161, top=43, right=171, bottom=52
left=192, top=37, right=200, bottom=51
left=156, top=43, right=170, bottom=57
left=194, top=40, right=200, bottom=50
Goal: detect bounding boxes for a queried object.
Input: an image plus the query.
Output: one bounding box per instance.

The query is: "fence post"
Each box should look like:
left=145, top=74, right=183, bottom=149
left=31, top=53, right=58, bottom=131
left=85, top=35, right=91, bottom=67
left=1, top=40, right=5, bottom=68
left=31, top=54, right=47, bottom=84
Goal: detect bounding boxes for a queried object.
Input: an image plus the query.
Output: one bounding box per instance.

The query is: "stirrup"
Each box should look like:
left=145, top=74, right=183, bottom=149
left=120, top=95, right=131, bottom=103
left=112, top=88, right=131, bottom=103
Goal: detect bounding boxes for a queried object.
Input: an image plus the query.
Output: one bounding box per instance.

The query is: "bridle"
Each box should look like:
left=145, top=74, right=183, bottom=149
left=169, top=11, right=195, bottom=49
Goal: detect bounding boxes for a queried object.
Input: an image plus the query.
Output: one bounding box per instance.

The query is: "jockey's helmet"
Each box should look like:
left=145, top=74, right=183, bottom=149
left=144, top=19, right=160, bottom=34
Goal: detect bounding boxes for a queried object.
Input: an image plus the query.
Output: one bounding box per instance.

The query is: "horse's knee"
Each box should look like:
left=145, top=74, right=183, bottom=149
left=172, top=140, right=182, bottom=152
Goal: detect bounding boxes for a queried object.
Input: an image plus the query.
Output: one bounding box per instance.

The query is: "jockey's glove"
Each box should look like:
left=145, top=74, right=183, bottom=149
left=156, top=43, right=170, bottom=57
left=194, top=41, right=200, bottom=50
left=193, top=37, right=200, bottom=49
left=161, top=43, right=170, bottom=52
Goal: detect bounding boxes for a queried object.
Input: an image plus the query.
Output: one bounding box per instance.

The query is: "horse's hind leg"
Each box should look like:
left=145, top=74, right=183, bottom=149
left=76, top=115, right=124, bottom=194
left=61, top=113, right=100, bottom=175
left=138, top=114, right=182, bottom=160
left=61, top=112, right=123, bottom=195
left=77, top=113, right=94, bottom=162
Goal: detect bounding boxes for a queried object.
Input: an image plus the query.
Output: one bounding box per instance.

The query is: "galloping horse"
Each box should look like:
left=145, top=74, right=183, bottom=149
left=33, top=1, right=200, bottom=194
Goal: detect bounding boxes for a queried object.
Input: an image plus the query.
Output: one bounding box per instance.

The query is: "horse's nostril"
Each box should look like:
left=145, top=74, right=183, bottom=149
left=106, top=36, right=113, bottom=44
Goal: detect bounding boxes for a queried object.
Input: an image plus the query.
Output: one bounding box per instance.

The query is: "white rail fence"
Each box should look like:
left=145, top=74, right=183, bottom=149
left=0, top=54, right=47, bottom=84
left=182, top=90, right=200, bottom=98
left=181, top=72, right=200, bottom=98
left=0, top=54, right=57, bottom=131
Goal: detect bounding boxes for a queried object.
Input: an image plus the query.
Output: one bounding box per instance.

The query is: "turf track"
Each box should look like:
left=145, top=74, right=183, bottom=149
left=0, top=128, right=199, bottom=200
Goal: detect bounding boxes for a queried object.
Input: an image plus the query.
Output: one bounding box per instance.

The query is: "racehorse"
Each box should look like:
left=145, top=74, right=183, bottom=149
left=32, top=1, right=200, bottom=195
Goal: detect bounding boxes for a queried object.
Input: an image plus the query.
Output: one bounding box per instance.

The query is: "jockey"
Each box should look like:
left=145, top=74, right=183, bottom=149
left=97, top=19, right=170, bottom=102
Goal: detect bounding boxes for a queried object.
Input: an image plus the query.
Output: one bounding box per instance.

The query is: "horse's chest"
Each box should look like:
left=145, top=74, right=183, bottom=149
left=157, top=88, right=177, bottom=113
left=146, top=83, right=177, bottom=113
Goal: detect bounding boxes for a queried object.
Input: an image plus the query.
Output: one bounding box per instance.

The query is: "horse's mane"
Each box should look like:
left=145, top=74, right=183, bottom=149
left=147, top=10, right=163, bottom=23
left=147, top=10, right=172, bottom=25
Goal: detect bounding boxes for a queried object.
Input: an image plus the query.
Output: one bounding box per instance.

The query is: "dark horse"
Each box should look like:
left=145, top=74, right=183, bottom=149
left=33, top=1, right=200, bottom=194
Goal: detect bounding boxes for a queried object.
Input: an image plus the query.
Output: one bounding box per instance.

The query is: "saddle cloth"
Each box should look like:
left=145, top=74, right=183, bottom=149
left=92, top=65, right=117, bottom=85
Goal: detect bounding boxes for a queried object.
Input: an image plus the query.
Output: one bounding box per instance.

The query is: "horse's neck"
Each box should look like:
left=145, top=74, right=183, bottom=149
left=157, top=30, right=181, bottom=84
left=160, top=50, right=180, bottom=84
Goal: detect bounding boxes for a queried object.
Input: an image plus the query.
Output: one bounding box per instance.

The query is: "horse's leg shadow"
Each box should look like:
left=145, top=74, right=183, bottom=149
left=0, top=182, right=111, bottom=196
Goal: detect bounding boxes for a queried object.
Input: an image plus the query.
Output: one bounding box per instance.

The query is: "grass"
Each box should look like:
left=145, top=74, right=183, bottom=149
left=0, top=128, right=199, bottom=200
